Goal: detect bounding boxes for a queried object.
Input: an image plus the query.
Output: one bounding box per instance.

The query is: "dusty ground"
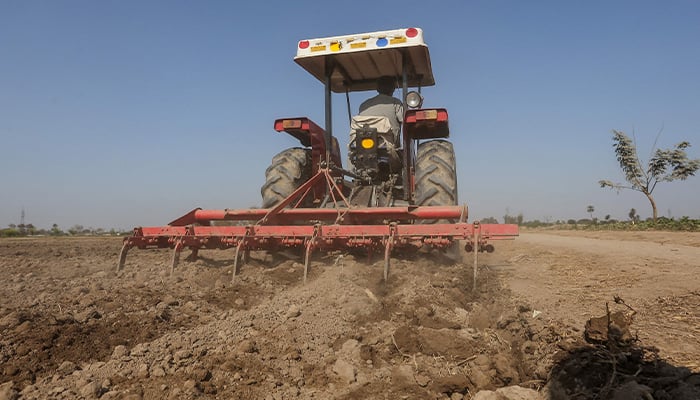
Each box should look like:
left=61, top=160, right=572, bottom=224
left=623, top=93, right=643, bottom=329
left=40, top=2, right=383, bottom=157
left=0, top=230, right=698, bottom=399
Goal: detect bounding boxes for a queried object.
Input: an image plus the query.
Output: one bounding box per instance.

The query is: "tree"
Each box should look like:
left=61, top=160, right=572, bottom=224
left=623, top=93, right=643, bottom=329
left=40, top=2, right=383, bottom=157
left=628, top=208, right=639, bottom=223
left=50, top=224, right=63, bottom=236
left=599, top=130, right=700, bottom=221
left=587, top=205, right=595, bottom=220
left=68, top=224, right=84, bottom=235
left=503, top=212, right=523, bottom=225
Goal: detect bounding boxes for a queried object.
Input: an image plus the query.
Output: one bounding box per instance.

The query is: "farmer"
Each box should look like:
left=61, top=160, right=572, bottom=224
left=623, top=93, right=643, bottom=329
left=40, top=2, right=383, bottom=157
left=358, top=75, right=404, bottom=145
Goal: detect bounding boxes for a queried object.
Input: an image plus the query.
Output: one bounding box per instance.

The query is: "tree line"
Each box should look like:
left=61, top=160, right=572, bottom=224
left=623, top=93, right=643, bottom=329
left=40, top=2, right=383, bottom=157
left=0, top=223, right=125, bottom=237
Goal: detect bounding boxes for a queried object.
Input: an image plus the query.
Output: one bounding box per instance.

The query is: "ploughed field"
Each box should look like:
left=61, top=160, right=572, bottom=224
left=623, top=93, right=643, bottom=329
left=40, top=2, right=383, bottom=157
left=1, top=231, right=699, bottom=399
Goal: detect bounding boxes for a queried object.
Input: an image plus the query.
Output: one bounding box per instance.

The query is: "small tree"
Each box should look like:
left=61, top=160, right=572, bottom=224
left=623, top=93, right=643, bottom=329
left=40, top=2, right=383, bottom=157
left=68, top=224, right=84, bottom=236
left=50, top=224, right=63, bottom=236
left=587, top=205, right=595, bottom=220
left=599, top=130, right=700, bottom=221
left=628, top=208, right=639, bottom=223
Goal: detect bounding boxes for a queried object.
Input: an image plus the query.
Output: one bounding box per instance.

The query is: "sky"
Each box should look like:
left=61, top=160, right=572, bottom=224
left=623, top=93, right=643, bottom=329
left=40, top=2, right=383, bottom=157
left=1, top=0, right=699, bottom=230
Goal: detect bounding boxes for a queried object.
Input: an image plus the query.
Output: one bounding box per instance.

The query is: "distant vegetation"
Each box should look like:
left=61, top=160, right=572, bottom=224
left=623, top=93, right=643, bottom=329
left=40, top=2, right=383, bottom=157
left=520, top=217, right=698, bottom=231
left=493, top=210, right=699, bottom=231
left=0, top=223, right=127, bottom=238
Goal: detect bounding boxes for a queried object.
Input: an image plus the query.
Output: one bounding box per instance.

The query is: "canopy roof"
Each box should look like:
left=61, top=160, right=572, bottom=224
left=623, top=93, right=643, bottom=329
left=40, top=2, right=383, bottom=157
left=294, top=27, right=435, bottom=93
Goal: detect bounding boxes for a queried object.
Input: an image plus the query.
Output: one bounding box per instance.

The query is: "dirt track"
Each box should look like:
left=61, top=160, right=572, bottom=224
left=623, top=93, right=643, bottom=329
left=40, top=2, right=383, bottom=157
left=1, top=231, right=699, bottom=399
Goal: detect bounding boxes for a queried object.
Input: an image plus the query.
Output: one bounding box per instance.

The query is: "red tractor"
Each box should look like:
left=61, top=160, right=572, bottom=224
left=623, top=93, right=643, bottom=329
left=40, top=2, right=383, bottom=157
left=118, top=28, right=518, bottom=282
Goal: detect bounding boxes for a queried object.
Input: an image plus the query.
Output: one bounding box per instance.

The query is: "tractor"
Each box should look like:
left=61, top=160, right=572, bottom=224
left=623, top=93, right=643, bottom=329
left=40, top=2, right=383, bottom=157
left=118, top=28, right=518, bottom=282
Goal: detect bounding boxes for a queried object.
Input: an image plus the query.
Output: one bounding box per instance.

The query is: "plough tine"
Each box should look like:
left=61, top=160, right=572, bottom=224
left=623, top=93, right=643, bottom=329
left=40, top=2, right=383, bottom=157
left=231, top=243, right=244, bottom=283
left=303, top=239, right=314, bottom=284
left=117, top=243, right=130, bottom=272
left=303, top=224, right=321, bottom=284
left=171, top=240, right=184, bottom=275
left=384, top=223, right=397, bottom=282
left=383, top=239, right=392, bottom=282
left=232, top=227, right=253, bottom=283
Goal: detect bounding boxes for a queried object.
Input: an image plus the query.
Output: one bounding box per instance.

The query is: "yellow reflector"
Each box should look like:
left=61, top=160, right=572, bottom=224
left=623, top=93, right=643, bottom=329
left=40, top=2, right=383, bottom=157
left=350, top=42, right=366, bottom=49
left=310, top=45, right=326, bottom=52
left=330, top=42, right=342, bottom=51
left=419, top=110, right=438, bottom=120
left=282, top=119, right=302, bottom=129
left=361, top=138, right=375, bottom=149
left=390, top=37, right=407, bottom=45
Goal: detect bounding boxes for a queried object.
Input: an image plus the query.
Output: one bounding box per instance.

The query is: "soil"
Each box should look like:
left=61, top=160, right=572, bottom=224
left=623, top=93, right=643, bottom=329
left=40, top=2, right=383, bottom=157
left=0, top=230, right=698, bottom=399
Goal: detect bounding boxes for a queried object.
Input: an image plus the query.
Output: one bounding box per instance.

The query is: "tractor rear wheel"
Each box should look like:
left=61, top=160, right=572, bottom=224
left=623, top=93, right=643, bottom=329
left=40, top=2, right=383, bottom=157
left=415, top=140, right=461, bottom=262
left=415, top=140, right=458, bottom=208
left=261, top=148, right=312, bottom=208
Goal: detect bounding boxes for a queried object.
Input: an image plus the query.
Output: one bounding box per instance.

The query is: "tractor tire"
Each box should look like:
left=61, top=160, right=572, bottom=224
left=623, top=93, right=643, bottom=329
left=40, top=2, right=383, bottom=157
left=261, top=148, right=312, bottom=208
left=415, top=140, right=458, bottom=208
left=414, top=140, right=461, bottom=262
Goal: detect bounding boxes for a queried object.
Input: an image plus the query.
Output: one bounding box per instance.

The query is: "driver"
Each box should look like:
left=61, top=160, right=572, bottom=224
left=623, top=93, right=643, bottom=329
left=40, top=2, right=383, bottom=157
left=358, top=76, right=404, bottom=145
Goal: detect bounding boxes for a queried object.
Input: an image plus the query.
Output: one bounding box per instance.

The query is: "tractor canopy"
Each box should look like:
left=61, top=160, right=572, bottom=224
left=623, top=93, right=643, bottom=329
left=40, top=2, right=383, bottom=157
left=294, top=27, right=435, bottom=93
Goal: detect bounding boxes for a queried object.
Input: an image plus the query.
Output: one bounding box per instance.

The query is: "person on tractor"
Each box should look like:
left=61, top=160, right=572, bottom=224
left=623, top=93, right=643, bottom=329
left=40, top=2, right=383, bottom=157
left=358, top=75, right=404, bottom=145
left=348, top=76, right=404, bottom=177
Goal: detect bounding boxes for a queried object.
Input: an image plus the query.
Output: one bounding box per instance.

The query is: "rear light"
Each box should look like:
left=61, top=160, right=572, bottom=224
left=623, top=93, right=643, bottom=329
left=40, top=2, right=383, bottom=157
left=361, top=138, right=375, bottom=149
left=404, top=109, right=449, bottom=123
left=405, top=28, right=418, bottom=38
left=298, top=40, right=309, bottom=49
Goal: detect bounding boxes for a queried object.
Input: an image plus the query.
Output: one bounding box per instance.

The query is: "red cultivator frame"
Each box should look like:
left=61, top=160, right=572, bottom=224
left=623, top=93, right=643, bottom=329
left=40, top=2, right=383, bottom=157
left=118, top=165, right=517, bottom=282
left=118, top=27, right=518, bottom=281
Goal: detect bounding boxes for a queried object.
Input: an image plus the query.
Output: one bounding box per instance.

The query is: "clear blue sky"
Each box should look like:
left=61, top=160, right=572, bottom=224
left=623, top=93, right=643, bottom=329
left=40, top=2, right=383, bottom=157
left=2, top=0, right=699, bottom=230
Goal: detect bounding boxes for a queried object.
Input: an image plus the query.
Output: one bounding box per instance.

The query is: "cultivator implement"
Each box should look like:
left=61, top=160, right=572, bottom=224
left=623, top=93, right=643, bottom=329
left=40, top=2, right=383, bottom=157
left=118, top=168, right=518, bottom=282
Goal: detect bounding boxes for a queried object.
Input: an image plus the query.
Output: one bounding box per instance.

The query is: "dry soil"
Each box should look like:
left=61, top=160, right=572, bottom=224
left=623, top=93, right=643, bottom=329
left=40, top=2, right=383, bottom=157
left=0, top=230, right=698, bottom=399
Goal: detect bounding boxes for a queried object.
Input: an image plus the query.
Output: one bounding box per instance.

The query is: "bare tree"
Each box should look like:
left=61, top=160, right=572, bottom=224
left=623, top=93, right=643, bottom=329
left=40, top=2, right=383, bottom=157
left=599, top=130, right=700, bottom=221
